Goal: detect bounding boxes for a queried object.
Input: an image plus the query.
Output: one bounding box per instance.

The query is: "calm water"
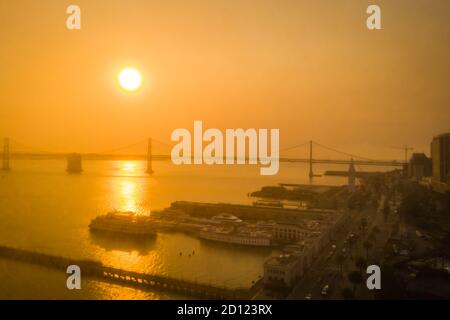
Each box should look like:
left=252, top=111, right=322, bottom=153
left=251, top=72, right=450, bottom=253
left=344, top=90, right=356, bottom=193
left=0, top=159, right=371, bottom=299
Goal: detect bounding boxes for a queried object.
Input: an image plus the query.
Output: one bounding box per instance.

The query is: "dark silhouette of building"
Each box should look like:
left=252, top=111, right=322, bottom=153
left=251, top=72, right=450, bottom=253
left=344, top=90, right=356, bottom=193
left=431, top=133, right=450, bottom=182
left=431, top=133, right=450, bottom=193
left=408, top=153, right=431, bottom=180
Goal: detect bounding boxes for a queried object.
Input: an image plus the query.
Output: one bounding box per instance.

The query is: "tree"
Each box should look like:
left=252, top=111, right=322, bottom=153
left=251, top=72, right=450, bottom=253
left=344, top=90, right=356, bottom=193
left=336, top=254, right=346, bottom=277
left=347, top=235, right=358, bottom=259
left=360, top=217, right=368, bottom=235
left=363, top=240, right=373, bottom=260
left=355, top=256, right=367, bottom=274
left=348, top=271, right=363, bottom=296
left=436, top=235, right=450, bottom=268
left=383, top=203, right=390, bottom=222
left=392, top=223, right=400, bottom=236
left=341, top=288, right=355, bottom=300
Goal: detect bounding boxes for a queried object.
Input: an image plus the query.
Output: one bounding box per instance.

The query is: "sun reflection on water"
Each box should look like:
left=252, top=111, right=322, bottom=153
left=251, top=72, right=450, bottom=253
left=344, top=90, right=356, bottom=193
left=120, top=180, right=137, bottom=212
left=122, top=161, right=137, bottom=173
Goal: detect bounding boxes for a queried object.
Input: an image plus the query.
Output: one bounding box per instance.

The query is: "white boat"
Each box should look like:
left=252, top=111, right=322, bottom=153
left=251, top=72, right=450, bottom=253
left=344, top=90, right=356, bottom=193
left=198, top=226, right=272, bottom=247
left=210, top=213, right=243, bottom=224
left=89, top=211, right=156, bottom=237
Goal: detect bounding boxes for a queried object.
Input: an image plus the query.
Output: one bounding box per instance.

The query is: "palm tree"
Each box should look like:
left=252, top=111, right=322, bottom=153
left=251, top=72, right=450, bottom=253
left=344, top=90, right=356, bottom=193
left=392, top=223, right=400, bottom=236
left=363, top=240, right=373, bottom=260
left=355, top=256, right=367, bottom=274
left=348, top=271, right=363, bottom=296
left=341, top=288, right=355, bottom=300
left=336, top=253, right=346, bottom=277
left=348, top=235, right=358, bottom=259
left=360, top=217, right=368, bottom=235
left=383, top=203, right=390, bottom=222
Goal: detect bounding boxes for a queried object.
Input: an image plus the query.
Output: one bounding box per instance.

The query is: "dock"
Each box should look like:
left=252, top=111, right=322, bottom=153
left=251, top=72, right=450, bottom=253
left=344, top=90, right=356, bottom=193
left=324, top=170, right=382, bottom=177
left=0, top=245, right=257, bottom=299
left=170, top=201, right=337, bottom=222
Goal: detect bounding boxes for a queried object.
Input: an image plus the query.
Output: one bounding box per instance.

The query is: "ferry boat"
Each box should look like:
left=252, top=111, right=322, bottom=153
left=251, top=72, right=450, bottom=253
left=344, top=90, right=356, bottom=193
left=252, top=199, right=284, bottom=208
left=198, top=226, right=272, bottom=247
left=89, top=211, right=156, bottom=237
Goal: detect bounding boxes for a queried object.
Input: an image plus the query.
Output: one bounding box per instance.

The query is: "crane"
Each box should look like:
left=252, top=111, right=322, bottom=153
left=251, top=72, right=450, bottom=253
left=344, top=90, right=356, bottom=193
left=391, top=145, right=414, bottom=163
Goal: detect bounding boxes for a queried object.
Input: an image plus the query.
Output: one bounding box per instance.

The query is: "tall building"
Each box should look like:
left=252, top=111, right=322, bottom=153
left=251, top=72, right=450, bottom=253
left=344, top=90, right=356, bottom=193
left=408, top=153, right=432, bottom=180
left=431, top=133, right=450, bottom=183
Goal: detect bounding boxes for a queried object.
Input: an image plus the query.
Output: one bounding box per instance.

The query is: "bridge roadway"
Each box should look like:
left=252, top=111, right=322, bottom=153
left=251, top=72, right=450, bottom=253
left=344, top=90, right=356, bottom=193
left=0, top=245, right=255, bottom=299
left=6, top=153, right=404, bottom=167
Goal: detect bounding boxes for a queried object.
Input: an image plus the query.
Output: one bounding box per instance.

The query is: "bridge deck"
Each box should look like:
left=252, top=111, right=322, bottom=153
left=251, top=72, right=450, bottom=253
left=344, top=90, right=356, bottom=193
left=4, top=153, right=404, bottom=166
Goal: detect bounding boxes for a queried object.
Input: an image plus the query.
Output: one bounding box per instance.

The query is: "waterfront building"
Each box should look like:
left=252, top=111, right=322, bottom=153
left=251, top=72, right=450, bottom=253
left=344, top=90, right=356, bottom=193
left=264, top=210, right=348, bottom=289
left=263, top=233, right=325, bottom=289
left=273, top=223, right=313, bottom=242
left=263, top=252, right=305, bottom=289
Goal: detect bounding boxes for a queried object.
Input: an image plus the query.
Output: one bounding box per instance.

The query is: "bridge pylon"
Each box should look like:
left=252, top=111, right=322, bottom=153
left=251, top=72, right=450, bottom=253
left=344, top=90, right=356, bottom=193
left=67, top=153, right=82, bottom=174
left=309, top=140, right=313, bottom=178
left=2, top=138, right=11, bottom=171
left=146, top=138, right=154, bottom=175
left=348, top=158, right=356, bottom=193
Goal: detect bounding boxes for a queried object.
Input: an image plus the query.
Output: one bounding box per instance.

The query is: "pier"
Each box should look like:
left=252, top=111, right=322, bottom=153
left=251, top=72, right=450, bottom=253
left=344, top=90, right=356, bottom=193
left=0, top=245, right=256, bottom=299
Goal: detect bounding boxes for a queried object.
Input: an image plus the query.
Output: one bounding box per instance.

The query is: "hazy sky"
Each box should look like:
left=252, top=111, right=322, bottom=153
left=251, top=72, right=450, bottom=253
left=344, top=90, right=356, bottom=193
left=0, top=0, right=449, bottom=159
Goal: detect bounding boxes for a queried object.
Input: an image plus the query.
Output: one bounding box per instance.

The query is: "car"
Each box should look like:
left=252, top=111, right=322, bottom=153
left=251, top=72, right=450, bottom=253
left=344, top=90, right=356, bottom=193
left=400, top=250, right=410, bottom=256
left=321, top=285, right=329, bottom=296
left=392, top=244, right=398, bottom=254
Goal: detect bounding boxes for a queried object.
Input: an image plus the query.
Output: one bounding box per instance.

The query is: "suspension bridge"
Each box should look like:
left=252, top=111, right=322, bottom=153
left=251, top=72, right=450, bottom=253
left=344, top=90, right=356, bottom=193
left=0, top=137, right=406, bottom=175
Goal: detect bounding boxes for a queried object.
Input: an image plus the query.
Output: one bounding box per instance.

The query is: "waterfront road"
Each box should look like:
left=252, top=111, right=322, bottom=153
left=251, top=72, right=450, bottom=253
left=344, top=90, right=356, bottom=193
left=289, top=195, right=389, bottom=300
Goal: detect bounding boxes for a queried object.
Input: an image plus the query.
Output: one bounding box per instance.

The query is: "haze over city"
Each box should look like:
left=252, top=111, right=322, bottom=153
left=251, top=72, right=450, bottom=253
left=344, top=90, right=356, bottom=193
left=1, top=0, right=449, bottom=158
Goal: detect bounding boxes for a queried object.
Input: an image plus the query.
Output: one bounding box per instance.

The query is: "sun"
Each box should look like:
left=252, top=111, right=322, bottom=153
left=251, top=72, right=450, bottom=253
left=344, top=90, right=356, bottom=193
left=118, top=68, right=142, bottom=92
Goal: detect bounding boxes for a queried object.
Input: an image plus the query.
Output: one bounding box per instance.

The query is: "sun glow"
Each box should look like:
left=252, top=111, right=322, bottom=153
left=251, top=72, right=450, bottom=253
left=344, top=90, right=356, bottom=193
left=118, top=68, right=142, bottom=92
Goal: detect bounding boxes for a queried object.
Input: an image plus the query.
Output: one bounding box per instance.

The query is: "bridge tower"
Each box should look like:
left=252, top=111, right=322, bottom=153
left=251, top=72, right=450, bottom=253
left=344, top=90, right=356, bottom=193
left=309, top=141, right=314, bottom=178
left=67, top=153, right=82, bottom=174
left=348, top=158, right=356, bottom=193
left=146, top=138, right=154, bottom=175
left=2, top=138, right=11, bottom=171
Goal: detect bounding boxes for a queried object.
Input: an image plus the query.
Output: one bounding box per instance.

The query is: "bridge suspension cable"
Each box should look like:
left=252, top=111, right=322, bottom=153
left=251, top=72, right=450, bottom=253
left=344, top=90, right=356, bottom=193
left=9, top=139, right=54, bottom=154
left=311, top=141, right=374, bottom=161
left=279, top=141, right=310, bottom=153
left=150, top=138, right=173, bottom=149
left=96, top=139, right=149, bottom=155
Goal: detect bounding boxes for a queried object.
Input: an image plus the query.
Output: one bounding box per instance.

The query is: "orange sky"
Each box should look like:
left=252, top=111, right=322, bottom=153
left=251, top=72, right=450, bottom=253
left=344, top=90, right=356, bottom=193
left=0, top=0, right=449, bottom=159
